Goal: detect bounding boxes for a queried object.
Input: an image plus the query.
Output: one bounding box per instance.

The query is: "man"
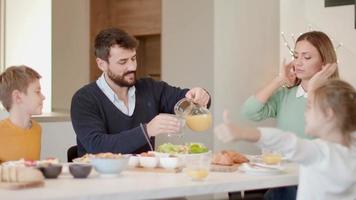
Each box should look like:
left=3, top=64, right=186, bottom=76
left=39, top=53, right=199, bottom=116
left=71, top=27, right=211, bottom=156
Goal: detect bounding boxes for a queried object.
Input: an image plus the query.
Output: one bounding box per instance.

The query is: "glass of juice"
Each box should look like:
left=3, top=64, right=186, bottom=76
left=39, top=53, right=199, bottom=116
left=261, top=149, right=282, bottom=165
left=185, top=152, right=211, bottom=181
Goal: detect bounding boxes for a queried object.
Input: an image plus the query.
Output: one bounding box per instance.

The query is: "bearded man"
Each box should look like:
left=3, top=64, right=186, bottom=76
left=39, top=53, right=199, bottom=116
left=71, top=28, right=211, bottom=156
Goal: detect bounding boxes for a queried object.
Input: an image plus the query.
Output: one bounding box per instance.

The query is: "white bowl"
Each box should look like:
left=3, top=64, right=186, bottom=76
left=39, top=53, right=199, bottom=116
left=90, top=155, right=129, bottom=175
left=139, top=156, right=159, bottom=168
left=128, top=156, right=140, bottom=167
left=159, top=157, right=182, bottom=169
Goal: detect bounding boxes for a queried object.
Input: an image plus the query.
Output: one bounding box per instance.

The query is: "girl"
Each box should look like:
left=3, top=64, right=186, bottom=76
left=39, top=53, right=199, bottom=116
left=215, top=78, right=356, bottom=200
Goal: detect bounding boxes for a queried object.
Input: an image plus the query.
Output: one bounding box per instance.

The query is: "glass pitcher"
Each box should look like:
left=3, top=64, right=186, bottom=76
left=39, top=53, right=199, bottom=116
left=174, top=98, right=212, bottom=132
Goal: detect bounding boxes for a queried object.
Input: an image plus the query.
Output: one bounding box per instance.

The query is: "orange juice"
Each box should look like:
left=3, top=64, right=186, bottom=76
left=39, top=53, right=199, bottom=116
left=187, top=169, right=209, bottom=181
left=261, top=153, right=282, bottom=165
left=185, top=113, right=212, bottom=132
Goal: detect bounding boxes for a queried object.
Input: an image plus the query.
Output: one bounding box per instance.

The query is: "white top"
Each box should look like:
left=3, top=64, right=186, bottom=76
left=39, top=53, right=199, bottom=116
left=296, top=84, right=308, bottom=98
left=257, top=128, right=356, bottom=200
left=96, top=73, right=136, bottom=116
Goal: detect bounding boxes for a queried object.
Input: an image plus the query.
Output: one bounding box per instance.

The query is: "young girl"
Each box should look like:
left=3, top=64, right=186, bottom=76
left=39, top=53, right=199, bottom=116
left=215, top=78, right=356, bottom=200
left=241, top=31, right=339, bottom=139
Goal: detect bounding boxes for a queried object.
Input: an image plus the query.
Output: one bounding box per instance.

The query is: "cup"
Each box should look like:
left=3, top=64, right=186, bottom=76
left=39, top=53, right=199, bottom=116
left=185, top=152, right=211, bottom=181
left=261, top=149, right=282, bottom=165
left=161, top=113, right=185, bottom=137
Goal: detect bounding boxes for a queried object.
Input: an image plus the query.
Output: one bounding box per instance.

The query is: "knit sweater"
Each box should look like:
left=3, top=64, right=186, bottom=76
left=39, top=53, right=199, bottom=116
left=241, top=86, right=310, bottom=139
left=70, top=78, right=188, bottom=156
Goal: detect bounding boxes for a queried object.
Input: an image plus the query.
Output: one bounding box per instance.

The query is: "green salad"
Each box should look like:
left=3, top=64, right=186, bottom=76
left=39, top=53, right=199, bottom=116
left=157, top=143, right=208, bottom=154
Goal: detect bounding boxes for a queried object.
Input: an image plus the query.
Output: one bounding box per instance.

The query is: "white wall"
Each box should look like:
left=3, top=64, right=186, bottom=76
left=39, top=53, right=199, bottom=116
left=280, top=0, right=356, bottom=86
left=160, top=0, right=215, bottom=149
left=40, top=121, right=76, bottom=162
left=5, top=0, right=52, bottom=112
left=52, top=0, right=90, bottom=112
left=213, top=0, right=280, bottom=154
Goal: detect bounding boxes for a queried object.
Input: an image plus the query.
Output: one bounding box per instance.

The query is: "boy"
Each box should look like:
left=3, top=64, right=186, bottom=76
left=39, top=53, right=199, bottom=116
left=0, top=65, right=45, bottom=163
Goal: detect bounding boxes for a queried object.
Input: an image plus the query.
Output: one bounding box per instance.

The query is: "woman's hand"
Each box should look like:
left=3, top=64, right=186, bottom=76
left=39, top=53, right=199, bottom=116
left=308, top=63, right=337, bottom=91
left=277, top=59, right=297, bottom=87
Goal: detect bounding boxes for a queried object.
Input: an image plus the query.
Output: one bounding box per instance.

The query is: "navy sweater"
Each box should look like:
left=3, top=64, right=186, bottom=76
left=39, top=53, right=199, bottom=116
left=71, top=78, right=188, bottom=156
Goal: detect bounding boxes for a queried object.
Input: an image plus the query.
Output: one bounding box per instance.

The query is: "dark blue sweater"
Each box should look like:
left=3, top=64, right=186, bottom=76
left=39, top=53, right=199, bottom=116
left=70, top=78, right=188, bottom=157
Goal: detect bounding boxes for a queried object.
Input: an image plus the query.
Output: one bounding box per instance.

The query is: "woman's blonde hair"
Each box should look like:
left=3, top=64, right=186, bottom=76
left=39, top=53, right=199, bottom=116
left=0, top=65, right=41, bottom=111
left=312, top=79, right=356, bottom=146
left=294, top=31, right=340, bottom=86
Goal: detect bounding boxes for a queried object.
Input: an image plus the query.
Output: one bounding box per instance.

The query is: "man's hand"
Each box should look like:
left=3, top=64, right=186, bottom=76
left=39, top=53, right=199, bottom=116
left=146, top=114, right=182, bottom=137
left=185, top=87, right=210, bottom=107
left=308, top=63, right=337, bottom=91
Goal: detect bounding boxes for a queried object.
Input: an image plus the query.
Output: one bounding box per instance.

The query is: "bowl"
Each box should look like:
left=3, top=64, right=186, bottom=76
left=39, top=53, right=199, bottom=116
left=38, top=164, right=62, bottom=179
left=69, top=164, right=92, bottom=178
left=128, top=156, right=140, bottom=167
left=159, top=157, right=182, bottom=169
left=90, top=156, right=129, bottom=175
left=139, top=156, right=159, bottom=168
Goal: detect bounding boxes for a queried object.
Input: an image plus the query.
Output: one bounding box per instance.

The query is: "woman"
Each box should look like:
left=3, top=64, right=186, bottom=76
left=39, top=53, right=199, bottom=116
left=241, top=31, right=339, bottom=200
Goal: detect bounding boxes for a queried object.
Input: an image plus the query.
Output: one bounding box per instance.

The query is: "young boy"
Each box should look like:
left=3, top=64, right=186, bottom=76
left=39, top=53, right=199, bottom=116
left=0, top=65, right=45, bottom=163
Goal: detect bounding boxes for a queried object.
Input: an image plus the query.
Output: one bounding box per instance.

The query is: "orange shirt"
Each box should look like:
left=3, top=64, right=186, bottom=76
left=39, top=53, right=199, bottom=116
left=0, top=118, right=41, bottom=163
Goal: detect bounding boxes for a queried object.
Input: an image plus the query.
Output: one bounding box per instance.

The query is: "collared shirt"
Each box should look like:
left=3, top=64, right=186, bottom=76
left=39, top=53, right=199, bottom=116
left=96, top=73, right=136, bottom=116
left=296, top=84, right=308, bottom=98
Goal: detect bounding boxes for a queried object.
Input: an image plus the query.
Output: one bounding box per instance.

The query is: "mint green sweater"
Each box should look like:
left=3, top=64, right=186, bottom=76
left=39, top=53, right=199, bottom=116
left=241, top=86, right=311, bottom=139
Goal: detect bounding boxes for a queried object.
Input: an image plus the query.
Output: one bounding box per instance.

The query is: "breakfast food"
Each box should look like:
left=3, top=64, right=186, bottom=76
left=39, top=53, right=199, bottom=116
left=212, top=150, right=249, bottom=166
left=157, top=143, right=208, bottom=154
left=0, top=165, right=44, bottom=183
left=73, top=152, right=123, bottom=163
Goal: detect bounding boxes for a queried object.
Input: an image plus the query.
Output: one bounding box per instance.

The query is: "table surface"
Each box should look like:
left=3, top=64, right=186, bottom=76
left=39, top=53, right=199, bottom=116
left=0, top=163, right=299, bottom=200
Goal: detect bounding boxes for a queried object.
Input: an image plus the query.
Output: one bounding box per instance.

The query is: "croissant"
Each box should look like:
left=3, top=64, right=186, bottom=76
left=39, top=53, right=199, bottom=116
left=211, top=152, right=234, bottom=166
left=222, top=150, right=249, bottom=164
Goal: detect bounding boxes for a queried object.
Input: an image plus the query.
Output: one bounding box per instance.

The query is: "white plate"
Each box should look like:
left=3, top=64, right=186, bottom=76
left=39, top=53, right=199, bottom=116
left=239, top=163, right=285, bottom=175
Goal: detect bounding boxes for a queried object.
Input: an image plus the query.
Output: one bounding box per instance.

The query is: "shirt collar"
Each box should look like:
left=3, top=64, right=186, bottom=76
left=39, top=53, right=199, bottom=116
left=296, top=84, right=308, bottom=98
left=96, top=73, right=136, bottom=103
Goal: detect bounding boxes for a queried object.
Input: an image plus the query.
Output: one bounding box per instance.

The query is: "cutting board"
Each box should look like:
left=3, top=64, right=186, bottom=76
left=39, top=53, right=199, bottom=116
left=128, top=166, right=183, bottom=173
left=0, top=181, right=44, bottom=190
left=210, top=164, right=240, bottom=172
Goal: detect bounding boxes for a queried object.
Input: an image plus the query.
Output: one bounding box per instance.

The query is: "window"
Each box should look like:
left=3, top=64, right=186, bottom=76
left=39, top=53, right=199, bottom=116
left=2, top=0, right=52, bottom=113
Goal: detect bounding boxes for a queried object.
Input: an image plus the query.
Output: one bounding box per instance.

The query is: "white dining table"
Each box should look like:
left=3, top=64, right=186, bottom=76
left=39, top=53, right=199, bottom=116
left=0, top=163, right=298, bottom=200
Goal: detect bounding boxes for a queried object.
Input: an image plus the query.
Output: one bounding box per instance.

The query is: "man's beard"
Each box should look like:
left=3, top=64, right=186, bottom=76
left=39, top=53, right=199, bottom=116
left=107, top=68, right=136, bottom=87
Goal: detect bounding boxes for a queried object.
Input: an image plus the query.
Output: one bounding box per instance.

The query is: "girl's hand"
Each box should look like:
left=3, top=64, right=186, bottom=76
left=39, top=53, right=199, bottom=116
left=214, top=110, right=239, bottom=143
left=309, top=63, right=337, bottom=91
left=277, top=59, right=297, bottom=87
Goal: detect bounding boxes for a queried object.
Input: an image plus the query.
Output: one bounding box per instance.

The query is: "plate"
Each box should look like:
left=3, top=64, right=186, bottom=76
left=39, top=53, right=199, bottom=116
left=239, top=163, right=285, bottom=175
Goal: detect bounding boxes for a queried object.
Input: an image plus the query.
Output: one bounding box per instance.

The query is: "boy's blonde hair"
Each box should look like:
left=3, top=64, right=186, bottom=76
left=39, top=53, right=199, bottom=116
left=312, top=79, right=356, bottom=146
left=0, top=65, right=41, bottom=111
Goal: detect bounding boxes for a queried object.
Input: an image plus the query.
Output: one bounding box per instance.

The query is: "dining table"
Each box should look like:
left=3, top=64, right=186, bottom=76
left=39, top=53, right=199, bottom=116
left=0, top=162, right=298, bottom=200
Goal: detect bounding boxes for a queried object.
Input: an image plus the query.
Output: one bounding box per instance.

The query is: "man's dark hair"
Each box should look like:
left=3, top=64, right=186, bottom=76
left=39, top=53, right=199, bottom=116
left=94, top=27, right=139, bottom=62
